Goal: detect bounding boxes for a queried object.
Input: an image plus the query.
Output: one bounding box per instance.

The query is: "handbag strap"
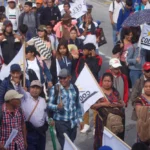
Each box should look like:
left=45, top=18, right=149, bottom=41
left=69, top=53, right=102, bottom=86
left=28, top=100, right=39, bottom=121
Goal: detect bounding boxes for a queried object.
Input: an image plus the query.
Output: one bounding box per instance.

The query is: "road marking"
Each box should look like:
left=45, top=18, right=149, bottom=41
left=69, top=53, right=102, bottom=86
left=99, top=51, right=111, bottom=59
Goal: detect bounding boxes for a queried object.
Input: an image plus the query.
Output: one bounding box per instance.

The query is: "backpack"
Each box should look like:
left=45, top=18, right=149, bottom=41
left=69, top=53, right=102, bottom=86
left=98, top=107, right=124, bottom=135
left=112, top=0, right=125, bottom=14
left=106, top=112, right=124, bottom=134
left=136, top=97, right=150, bottom=142
left=47, top=83, right=79, bottom=118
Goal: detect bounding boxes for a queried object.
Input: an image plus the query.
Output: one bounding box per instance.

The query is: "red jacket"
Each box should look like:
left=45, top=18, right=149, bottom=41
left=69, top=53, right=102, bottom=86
left=99, top=69, right=129, bottom=105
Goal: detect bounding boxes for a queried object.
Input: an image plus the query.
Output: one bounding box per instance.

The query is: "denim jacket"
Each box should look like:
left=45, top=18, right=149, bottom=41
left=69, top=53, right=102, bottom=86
left=127, top=43, right=145, bottom=70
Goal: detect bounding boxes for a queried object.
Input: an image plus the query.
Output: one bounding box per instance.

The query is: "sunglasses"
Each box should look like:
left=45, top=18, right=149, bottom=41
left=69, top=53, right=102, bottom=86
left=59, top=77, right=67, bottom=80
left=145, top=70, right=150, bottom=73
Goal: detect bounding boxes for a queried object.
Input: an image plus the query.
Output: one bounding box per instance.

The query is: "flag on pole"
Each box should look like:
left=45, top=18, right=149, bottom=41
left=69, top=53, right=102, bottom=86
left=75, top=64, right=104, bottom=113
left=103, top=127, right=131, bottom=150
left=0, top=46, right=23, bottom=80
left=63, top=133, right=78, bottom=150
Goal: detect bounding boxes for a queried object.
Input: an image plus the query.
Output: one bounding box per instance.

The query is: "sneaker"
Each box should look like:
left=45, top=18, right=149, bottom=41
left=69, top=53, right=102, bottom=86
left=80, top=124, right=90, bottom=133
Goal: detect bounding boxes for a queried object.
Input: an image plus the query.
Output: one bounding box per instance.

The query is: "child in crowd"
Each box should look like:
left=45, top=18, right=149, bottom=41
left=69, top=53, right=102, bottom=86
left=46, top=22, right=59, bottom=53
left=76, top=43, right=102, bottom=133
left=50, top=42, right=72, bottom=84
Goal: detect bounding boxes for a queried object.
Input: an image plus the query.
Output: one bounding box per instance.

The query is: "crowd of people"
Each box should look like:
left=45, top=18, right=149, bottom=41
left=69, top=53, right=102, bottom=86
left=0, top=0, right=150, bottom=150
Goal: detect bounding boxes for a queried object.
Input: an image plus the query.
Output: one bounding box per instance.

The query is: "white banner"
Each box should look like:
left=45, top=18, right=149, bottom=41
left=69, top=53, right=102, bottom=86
left=63, top=133, right=78, bottom=150
left=75, top=64, right=104, bottom=113
left=0, top=46, right=23, bottom=80
left=59, top=0, right=87, bottom=19
left=141, top=24, right=150, bottom=50
left=103, top=127, right=131, bottom=150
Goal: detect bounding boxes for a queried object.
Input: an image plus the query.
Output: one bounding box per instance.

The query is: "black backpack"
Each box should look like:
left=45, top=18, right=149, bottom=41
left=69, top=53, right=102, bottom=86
left=47, top=84, right=79, bottom=118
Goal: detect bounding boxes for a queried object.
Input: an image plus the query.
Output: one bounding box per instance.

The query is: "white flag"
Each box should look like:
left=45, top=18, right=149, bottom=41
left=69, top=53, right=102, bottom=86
left=59, top=0, right=87, bottom=19
left=75, top=64, right=104, bottom=113
left=63, top=133, right=78, bottom=150
left=103, top=127, right=131, bottom=150
left=0, top=46, right=23, bottom=80
left=141, top=24, right=150, bottom=50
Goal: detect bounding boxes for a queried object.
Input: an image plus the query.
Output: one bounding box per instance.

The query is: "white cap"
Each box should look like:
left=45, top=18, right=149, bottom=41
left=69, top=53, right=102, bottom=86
left=109, top=58, right=122, bottom=68
left=7, top=0, right=16, bottom=3
left=32, top=3, right=37, bottom=7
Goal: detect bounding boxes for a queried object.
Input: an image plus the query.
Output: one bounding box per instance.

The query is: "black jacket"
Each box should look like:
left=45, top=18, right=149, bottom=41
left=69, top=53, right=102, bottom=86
left=1, top=34, right=22, bottom=65
left=40, top=6, right=61, bottom=25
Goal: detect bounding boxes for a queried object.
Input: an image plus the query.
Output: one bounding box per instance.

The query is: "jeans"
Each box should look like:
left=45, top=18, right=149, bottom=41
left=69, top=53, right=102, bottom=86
left=112, top=23, right=118, bottom=45
left=130, top=70, right=142, bottom=87
left=27, top=130, right=46, bottom=150
left=55, top=120, right=77, bottom=150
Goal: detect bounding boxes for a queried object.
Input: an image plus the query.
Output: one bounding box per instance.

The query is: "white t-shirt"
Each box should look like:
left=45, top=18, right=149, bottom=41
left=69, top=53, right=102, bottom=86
left=109, top=1, right=125, bottom=23
left=27, top=58, right=41, bottom=81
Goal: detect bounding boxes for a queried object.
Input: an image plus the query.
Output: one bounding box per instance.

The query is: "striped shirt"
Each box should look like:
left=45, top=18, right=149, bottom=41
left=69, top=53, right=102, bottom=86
left=48, top=83, right=83, bottom=128
left=27, top=36, right=52, bottom=60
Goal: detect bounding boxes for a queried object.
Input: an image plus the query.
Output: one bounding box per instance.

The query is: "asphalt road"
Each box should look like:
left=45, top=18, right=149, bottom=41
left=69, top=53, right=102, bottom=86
left=46, top=0, right=137, bottom=149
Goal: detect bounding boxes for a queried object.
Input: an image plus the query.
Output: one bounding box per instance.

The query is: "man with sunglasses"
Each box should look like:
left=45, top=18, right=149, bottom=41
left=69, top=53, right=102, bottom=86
left=130, top=62, right=150, bottom=119
left=48, top=68, right=83, bottom=150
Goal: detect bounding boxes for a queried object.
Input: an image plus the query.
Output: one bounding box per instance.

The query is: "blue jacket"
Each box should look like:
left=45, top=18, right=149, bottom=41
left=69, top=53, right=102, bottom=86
left=27, top=58, right=52, bottom=84
left=127, top=43, right=145, bottom=70
left=117, top=8, right=133, bottom=32
left=0, top=76, right=30, bottom=106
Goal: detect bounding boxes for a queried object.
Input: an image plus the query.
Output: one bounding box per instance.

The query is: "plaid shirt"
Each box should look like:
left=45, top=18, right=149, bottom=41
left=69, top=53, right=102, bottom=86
left=0, top=104, right=25, bottom=150
left=48, top=83, right=83, bottom=128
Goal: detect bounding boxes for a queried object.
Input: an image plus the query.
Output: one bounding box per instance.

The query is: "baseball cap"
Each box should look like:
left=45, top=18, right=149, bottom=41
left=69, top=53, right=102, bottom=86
left=4, top=90, right=23, bottom=101
left=109, top=58, right=122, bottom=68
left=98, top=146, right=112, bottom=150
left=58, top=69, right=70, bottom=78
left=7, top=0, right=16, bottom=3
left=143, top=62, right=150, bottom=70
left=10, top=64, right=21, bottom=72
left=30, top=80, right=42, bottom=87
left=36, top=0, right=43, bottom=4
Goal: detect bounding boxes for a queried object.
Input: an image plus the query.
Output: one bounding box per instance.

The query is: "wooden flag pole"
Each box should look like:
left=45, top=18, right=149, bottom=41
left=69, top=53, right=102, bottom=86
left=104, top=127, right=131, bottom=149
left=23, top=41, right=26, bottom=88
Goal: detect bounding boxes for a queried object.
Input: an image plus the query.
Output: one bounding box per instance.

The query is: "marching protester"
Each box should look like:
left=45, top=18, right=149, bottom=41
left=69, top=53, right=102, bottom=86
left=130, top=62, right=150, bottom=120
left=54, top=13, right=80, bottom=41
left=50, top=41, right=72, bottom=84
left=135, top=79, right=150, bottom=146
left=40, top=0, right=61, bottom=26
left=92, top=72, right=124, bottom=150
left=6, top=0, right=20, bottom=32
left=109, top=0, right=125, bottom=45
left=48, top=68, right=84, bottom=149
left=134, top=0, right=150, bottom=11
left=0, top=90, right=27, bottom=150
left=21, top=80, right=48, bottom=150
left=36, top=0, right=44, bottom=27
left=100, top=58, right=129, bottom=107
left=61, top=2, right=71, bottom=16
left=76, top=43, right=102, bottom=133
left=46, top=22, right=59, bottom=52
left=0, top=20, right=22, bottom=65
left=27, top=25, right=53, bottom=69
left=117, top=0, right=133, bottom=34
left=25, top=45, right=53, bottom=98
left=0, top=64, right=30, bottom=106
left=19, top=1, right=37, bottom=41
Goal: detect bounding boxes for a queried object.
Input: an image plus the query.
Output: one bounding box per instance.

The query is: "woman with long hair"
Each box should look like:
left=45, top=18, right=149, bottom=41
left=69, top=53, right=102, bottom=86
left=92, top=72, right=124, bottom=150
left=27, top=25, right=53, bottom=69
left=50, top=41, right=72, bottom=84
